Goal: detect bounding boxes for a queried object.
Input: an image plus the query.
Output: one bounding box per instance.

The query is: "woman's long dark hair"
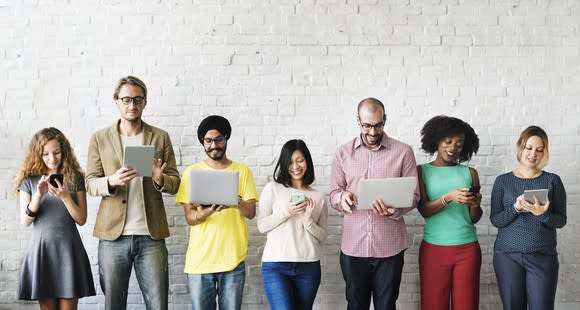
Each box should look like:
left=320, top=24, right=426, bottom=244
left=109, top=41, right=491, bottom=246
left=273, top=139, right=315, bottom=187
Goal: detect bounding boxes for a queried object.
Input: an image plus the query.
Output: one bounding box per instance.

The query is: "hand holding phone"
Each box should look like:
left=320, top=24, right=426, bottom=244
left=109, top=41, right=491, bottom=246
left=468, top=186, right=481, bottom=194
left=291, top=192, right=306, bottom=204
left=49, top=174, right=64, bottom=187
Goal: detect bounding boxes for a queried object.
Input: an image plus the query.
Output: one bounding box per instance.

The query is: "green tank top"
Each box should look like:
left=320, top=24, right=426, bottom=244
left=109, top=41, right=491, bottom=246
left=421, top=164, right=477, bottom=245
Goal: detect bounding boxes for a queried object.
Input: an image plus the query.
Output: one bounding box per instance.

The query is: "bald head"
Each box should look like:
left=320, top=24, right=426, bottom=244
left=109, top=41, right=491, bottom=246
left=357, top=97, right=386, bottom=121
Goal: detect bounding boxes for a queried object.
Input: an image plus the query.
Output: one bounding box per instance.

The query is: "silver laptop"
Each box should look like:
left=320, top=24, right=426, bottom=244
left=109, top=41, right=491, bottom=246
left=188, top=170, right=239, bottom=206
left=357, top=176, right=416, bottom=210
left=123, top=146, right=154, bottom=177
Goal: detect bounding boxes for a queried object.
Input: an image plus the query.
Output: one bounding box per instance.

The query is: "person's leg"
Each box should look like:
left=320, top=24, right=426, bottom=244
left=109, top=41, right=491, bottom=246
left=372, top=250, right=405, bottom=310
left=292, top=261, right=321, bottom=310
left=188, top=273, right=217, bottom=310
left=39, top=298, right=57, bottom=310
left=493, top=251, right=527, bottom=310
left=98, top=237, right=133, bottom=310
left=340, top=251, right=372, bottom=310
left=57, top=298, right=79, bottom=310
left=419, top=241, right=453, bottom=310
left=261, top=262, right=295, bottom=310
left=524, top=253, right=559, bottom=310
left=217, top=261, right=246, bottom=310
left=451, top=242, right=481, bottom=310
left=133, top=236, right=169, bottom=310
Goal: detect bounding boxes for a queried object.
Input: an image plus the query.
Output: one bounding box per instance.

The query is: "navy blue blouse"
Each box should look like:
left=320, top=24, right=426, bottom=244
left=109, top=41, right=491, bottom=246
left=490, top=171, right=567, bottom=255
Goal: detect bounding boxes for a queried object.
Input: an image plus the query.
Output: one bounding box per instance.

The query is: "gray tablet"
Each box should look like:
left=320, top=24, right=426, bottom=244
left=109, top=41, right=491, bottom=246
left=524, top=189, right=548, bottom=204
left=123, top=146, right=154, bottom=177
left=357, top=176, right=417, bottom=210
left=188, top=170, right=239, bottom=206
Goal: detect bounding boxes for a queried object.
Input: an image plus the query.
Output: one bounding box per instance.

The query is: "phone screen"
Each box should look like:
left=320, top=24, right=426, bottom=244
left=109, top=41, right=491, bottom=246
left=49, top=174, right=64, bottom=187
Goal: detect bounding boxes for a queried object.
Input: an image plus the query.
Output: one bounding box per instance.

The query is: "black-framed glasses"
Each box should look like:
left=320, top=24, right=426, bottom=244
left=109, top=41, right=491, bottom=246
left=203, top=136, right=226, bottom=145
left=118, top=96, right=145, bottom=105
left=359, top=122, right=384, bottom=131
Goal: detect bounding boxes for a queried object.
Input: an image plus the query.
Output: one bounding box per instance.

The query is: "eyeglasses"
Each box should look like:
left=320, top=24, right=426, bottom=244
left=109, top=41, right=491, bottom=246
left=118, top=96, right=145, bottom=105
left=203, top=136, right=226, bottom=145
left=359, top=122, right=385, bottom=131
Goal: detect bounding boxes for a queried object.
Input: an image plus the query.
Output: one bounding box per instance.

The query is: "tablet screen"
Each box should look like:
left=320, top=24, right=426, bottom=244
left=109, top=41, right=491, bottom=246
left=123, top=146, right=154, bottom=177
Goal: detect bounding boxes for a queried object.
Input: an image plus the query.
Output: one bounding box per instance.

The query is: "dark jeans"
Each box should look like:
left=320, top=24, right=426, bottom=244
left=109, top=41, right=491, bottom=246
left=98, top=235, right=168, bottom=310
left=494, top=251, right=559, bottom=310
left=261, top=261, right=321, bottom=310
left=340, top=251, right=405, bottom=310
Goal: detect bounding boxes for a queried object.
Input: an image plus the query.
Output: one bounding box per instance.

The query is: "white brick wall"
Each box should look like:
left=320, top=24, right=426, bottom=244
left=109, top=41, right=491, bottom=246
left=1, top=0, right=579, bottom=309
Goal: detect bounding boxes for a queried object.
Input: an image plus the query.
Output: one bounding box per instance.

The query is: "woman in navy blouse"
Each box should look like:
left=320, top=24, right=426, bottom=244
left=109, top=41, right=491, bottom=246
left=490, top=126, right=567, bottom=310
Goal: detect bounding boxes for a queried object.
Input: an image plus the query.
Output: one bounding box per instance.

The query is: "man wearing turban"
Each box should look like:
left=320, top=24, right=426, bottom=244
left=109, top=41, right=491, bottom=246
left=175, top=115, right=258, bottom=310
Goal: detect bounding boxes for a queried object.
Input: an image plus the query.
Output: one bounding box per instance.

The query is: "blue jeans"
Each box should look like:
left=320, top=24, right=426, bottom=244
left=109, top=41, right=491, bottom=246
left=340, top=251, right=405, bottom=310
left=261, top=261, right=321, bottom=310
left=187, top=261, right=246, bottom=310
left=98, top=235, right=168, bottom=310
left=494, top=251, right=559, bottom=310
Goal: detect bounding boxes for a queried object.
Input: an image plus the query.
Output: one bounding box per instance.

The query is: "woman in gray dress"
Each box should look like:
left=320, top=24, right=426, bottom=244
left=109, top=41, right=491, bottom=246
left=14, top=127, right=95, bottom=310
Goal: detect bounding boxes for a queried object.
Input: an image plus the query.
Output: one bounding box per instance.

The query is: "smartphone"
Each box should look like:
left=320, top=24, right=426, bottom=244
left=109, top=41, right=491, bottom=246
left=49, top=174, right=64, bottom=187
left=468, top=186, right=481, bottom=194
left=524, top=189, right=548, bottom=204
left=291, top=192, right=306, bottom=203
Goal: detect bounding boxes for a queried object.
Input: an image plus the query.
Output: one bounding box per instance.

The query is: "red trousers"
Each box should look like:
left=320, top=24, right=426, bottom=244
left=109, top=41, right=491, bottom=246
left=419, top=240, right=481, bottom=310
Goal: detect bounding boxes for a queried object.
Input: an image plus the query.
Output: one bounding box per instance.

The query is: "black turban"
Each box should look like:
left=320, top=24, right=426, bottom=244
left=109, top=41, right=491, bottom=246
left=197, top=115, right=232, bottom=144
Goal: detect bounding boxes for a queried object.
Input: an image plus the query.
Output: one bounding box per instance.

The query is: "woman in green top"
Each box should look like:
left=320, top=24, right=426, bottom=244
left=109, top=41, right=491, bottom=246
left=417, top=115, right=482, bottom=310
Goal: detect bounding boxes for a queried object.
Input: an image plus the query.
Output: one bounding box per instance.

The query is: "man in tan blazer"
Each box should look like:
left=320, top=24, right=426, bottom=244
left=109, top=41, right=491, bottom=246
left=86, top=76, right=180, bottom=310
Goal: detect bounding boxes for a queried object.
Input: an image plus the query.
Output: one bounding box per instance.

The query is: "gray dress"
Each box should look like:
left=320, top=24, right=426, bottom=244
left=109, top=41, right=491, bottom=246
left=19, top=173, right=95, bottom=300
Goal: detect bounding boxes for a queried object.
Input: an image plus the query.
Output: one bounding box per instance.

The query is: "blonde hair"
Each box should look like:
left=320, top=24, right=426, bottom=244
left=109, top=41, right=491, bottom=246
left=113, top=75, right=147, bottom=100
left=516, top=125, right=550, bottom=169
left=13, top=127, right=83, bottom=196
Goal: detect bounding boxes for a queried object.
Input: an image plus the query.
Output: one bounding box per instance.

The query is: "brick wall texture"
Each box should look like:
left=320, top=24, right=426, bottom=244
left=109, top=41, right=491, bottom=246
left=1, top=0, right=579, bottom=309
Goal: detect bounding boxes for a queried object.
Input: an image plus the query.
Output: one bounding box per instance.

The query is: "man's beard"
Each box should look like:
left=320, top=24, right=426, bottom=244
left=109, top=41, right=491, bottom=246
left=205, top=145, right=227, bottom=160
left=362, top=132, right=382, bottom=147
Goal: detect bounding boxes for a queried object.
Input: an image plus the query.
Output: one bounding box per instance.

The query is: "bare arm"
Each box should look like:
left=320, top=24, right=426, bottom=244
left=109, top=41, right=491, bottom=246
left=238, top=198, right=256, bottom=219
left=416, top=165, right=449, bottom=218
left=20, top=191, right=40, bottom=227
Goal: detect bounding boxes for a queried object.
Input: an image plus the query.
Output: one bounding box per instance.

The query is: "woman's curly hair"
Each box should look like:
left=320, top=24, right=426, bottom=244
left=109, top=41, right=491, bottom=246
left=13, top=127, right=83, bottom=196
left=420, top=115, right=479, bottom=163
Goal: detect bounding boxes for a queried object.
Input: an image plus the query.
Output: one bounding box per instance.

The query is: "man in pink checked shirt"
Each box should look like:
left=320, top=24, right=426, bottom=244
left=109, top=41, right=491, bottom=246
left=329, top=97, right=420, bottom=310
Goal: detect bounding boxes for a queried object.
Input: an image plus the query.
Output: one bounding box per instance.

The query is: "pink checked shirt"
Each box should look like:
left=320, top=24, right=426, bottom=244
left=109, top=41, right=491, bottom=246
left=329, top=134, right=419, bottom=258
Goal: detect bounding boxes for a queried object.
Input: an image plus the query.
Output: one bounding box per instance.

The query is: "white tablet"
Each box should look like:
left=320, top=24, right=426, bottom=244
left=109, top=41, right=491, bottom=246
left=188, top=170, right=239, bottom=206
left=524, top=189, right=548, bottom=204
left=357, top=176, right=417, bottom=210
left=123, top=146, right=154, bottom=177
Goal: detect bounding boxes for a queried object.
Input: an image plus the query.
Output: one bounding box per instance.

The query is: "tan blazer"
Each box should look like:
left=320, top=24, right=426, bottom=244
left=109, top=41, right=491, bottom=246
left=86, top=120, right=180, bottom=240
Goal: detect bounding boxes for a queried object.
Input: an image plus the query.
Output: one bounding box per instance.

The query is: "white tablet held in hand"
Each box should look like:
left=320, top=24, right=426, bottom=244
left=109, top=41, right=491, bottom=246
left=123, top=146, right=154, bottom=177
left=357, top=176, right=417, bottom=210
left=524, top=189, right=548, bottom=204
left=188, top=170, right=239, bottom=206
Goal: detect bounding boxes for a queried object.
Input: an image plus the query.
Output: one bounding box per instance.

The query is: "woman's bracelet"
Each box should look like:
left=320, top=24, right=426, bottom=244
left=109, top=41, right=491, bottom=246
left=441, top=194, right=449, bottom=207
left=25, top=203, right=38, bottom=217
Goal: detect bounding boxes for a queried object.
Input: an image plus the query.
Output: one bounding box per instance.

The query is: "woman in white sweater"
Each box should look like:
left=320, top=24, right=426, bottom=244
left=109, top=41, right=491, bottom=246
left=257, top=139, right=328, bottom=310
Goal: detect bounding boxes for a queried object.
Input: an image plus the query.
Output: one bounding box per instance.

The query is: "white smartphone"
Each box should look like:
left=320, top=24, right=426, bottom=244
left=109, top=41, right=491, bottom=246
left=523, top=189, right=548, bottom=205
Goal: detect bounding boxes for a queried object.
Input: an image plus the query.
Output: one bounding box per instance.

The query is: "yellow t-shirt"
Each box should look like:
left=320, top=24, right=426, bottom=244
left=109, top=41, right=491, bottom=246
left=175, top=161, right=258, bottom=274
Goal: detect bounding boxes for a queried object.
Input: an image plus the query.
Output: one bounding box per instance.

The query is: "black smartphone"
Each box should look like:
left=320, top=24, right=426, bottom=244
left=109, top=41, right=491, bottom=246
left=468, top=185, right=481, bottom=194
left=49, top=174, right=64, bottom=187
